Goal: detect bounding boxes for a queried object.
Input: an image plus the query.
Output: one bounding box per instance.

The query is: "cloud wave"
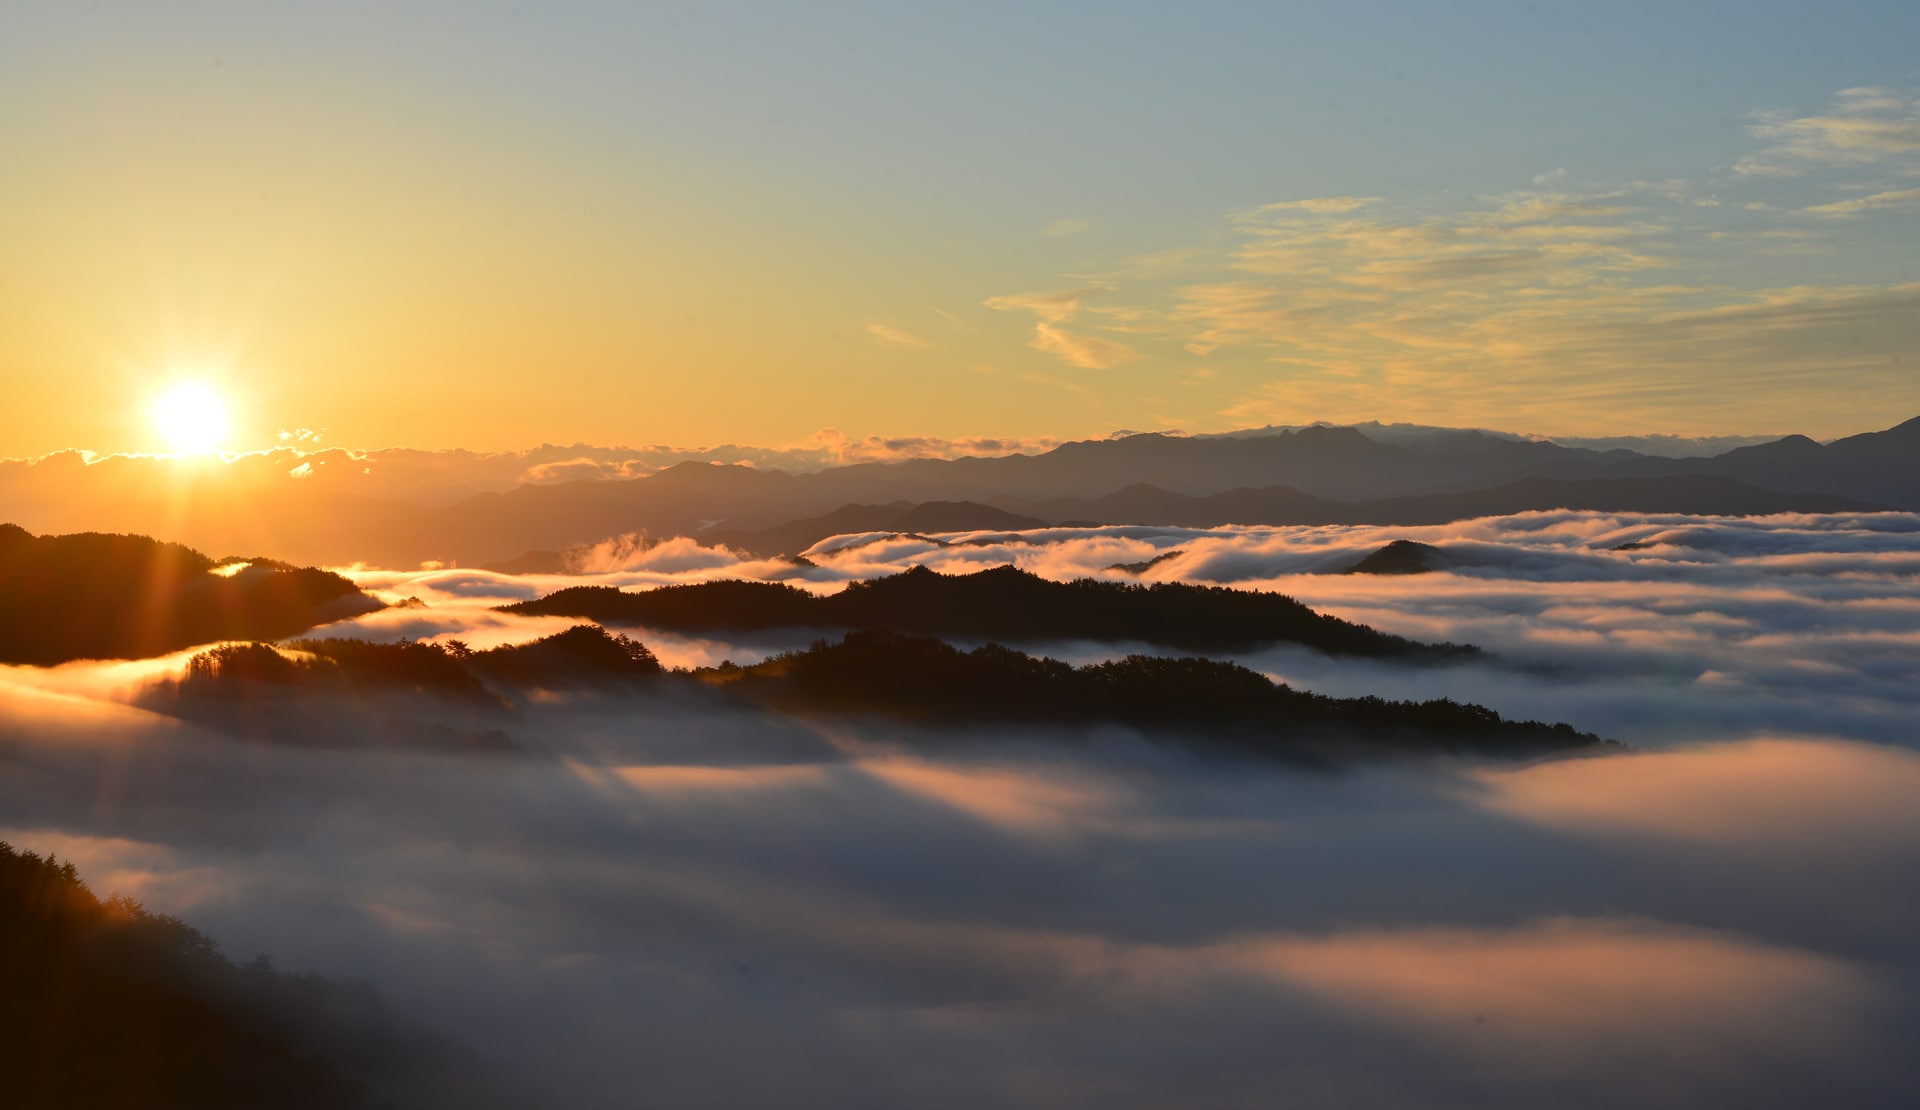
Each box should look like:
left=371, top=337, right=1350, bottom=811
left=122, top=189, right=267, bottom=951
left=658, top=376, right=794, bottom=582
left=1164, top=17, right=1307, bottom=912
left=4, top=512, right=1918, bottom=1105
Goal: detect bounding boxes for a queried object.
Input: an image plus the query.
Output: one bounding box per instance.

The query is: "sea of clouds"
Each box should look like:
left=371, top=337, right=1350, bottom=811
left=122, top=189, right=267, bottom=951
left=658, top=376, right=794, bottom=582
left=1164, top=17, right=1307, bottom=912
left=2, top=511, right=1917, bottom=1107
left=330, top=509, right=1920, bottom=744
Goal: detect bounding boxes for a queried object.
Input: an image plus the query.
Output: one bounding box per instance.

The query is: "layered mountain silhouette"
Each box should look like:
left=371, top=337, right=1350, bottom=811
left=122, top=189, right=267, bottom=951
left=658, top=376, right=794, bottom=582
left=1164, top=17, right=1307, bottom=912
left=0, top=525, right=380, bottom=665
left=159, top=626, right=1602, bottom=762
left=503, top=563, right=1479, bottom=659
left=710, top=628, right=1611, bottom=761
left=3, top=529, right=1606, bottom=762
left=143, top=626, right=664, bottom=753
left=3, top=416, right=1914, bottom=568
left=1597, top=414, right=1920, bottom=507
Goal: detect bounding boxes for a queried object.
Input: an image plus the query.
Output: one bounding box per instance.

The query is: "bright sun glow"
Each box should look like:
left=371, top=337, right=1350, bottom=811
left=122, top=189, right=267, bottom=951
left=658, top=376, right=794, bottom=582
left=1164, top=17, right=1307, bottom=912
left=151, top=383, right=231, bottom=453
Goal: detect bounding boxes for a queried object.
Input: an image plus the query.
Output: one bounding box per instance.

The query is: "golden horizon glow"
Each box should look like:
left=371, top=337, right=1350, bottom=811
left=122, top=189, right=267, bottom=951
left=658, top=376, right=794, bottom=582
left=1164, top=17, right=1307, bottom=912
left=150, top=382, right=232, bottom=455
left=2, top=13, right=1916, bottom=456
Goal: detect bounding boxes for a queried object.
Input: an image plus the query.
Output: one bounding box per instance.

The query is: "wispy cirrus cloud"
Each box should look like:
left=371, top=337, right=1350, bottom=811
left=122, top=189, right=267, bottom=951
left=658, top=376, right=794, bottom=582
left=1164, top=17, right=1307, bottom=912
left=865, top=322, right=933, bottom=349
left=985, top=285, right=1140, bottom=369
left=1806, top=186, right=1920, bottom=218
left=1736, top=87, right=1920, bottom=177
left=965, top=85, right=1920, bottom=433
left=1254, top=196, right=1382, bottom=215
left=1156, top=189, right=1703, bottom=423
left=1030, top=322, right=1139, bottom=369
left=982, top=286, right=1108, bottom=323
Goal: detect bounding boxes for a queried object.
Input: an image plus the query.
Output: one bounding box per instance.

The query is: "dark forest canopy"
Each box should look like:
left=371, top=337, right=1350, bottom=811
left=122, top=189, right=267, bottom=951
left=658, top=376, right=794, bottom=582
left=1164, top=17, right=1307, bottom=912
left=157, top=625, right=662, bottom=708
left=0, top=840, right=518, bottom=1109
left=704, top=628, right=1609, bottom=761
left=502, top=563, right=1479, bottom=660
left=0, top=524, right=380, bottom=666
left=158, top=626, right=1603, bottom=762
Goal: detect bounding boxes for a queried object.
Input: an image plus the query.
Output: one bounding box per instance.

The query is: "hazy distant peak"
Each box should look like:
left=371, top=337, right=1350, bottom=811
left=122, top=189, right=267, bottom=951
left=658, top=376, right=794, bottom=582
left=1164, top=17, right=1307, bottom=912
left=1197, top=420, right=1789, bottom=459
left=1197, top=420, right=1535, bottom=446
left=1839, top=414, right=1920, bottom=445
left=1547, top=431, right=1792, bottom=457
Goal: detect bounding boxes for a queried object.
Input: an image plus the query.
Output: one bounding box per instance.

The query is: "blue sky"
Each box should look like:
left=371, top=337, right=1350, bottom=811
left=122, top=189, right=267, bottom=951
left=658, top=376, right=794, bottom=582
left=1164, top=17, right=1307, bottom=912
left=3, top=2, right=1917, bottom=452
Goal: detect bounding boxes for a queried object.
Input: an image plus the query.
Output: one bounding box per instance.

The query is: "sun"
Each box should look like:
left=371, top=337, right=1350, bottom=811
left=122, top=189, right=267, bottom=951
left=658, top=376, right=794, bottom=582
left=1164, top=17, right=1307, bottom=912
left=151, top=383, right=231, bottom=454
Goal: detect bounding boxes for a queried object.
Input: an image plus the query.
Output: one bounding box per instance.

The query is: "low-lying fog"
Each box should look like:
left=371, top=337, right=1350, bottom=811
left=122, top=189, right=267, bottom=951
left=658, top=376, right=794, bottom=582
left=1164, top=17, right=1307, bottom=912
left=3, top=511, right=1916, bottom=1107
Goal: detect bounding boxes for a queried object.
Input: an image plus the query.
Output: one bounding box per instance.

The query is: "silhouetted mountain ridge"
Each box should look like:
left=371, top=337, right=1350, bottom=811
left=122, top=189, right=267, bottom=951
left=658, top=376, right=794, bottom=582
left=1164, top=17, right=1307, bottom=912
left=0, top=525, right=381, bottom=665
left=502, top=563, right=1479, bottom=660
left=158, top=627, right=1604, bottom=763
left=164, top=625, right=663, bottom=708
left=1600, top=417, right=1920, bottom=506
left=705, top=628, right=1611, bottom=761
left=140, top=627, right=666, bottom=753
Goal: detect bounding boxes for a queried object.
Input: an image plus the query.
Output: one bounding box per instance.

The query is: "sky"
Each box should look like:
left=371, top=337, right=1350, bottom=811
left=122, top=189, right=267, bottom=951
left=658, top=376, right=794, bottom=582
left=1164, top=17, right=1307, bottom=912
left=3, top=1, right=1918, bottom=456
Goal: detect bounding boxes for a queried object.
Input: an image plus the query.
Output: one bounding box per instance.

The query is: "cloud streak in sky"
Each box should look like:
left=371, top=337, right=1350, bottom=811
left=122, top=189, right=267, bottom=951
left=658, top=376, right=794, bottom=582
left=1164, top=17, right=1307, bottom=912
left=950, top=85, right=1920, bottom=436
left=985, top=286, right=1141, bottom=369
left=865, top=322, right=933, bottom=349
left=1737, top=87, right=1920, bottom=176
left=1807, top=186, right=1920, bottom=217
left=1142, top=190, right=1919, bottom=431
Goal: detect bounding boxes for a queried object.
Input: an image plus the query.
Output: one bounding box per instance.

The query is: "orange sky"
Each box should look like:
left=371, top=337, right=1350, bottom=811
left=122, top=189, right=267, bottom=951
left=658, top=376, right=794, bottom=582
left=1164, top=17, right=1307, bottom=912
left=4, top=6, right=1917, bottom=456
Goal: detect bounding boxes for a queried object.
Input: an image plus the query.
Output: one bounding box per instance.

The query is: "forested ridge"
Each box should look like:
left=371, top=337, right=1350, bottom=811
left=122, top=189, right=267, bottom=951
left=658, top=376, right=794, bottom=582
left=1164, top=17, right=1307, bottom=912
left=0, top=842, right=397, bottom=1108
left=0, top=525, right=377, bottom=665
left=504, top=563, right=1478, bottom=659
left=160, top=625, right=1605, bottom=761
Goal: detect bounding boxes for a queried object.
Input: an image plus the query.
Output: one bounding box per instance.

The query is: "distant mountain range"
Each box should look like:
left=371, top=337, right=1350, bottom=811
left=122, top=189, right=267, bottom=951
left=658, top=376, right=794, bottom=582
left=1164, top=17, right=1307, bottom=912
left=498, top=475, right=1877, bottom=566
left=1001, top=474, right=1879, bottom=532
left=3, top=416, right=1915, bottom=567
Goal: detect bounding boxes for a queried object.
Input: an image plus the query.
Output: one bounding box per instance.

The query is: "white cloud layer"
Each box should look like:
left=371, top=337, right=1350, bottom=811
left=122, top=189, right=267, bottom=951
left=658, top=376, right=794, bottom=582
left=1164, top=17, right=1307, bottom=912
left=3, top=511, right=1918, bottom=1106
left=327, top=510, right=1920, bottom=744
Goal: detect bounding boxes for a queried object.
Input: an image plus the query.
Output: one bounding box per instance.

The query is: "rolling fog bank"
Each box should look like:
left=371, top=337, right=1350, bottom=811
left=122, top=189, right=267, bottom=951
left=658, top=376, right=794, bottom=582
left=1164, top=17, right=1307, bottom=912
left=2, top=511, right=1917, bottom=1106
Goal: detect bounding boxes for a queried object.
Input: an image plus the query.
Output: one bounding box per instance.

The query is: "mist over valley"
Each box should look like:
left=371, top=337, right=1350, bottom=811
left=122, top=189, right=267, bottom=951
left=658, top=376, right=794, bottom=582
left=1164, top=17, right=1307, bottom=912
left=8, top=4, right=1919, bottom=1103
